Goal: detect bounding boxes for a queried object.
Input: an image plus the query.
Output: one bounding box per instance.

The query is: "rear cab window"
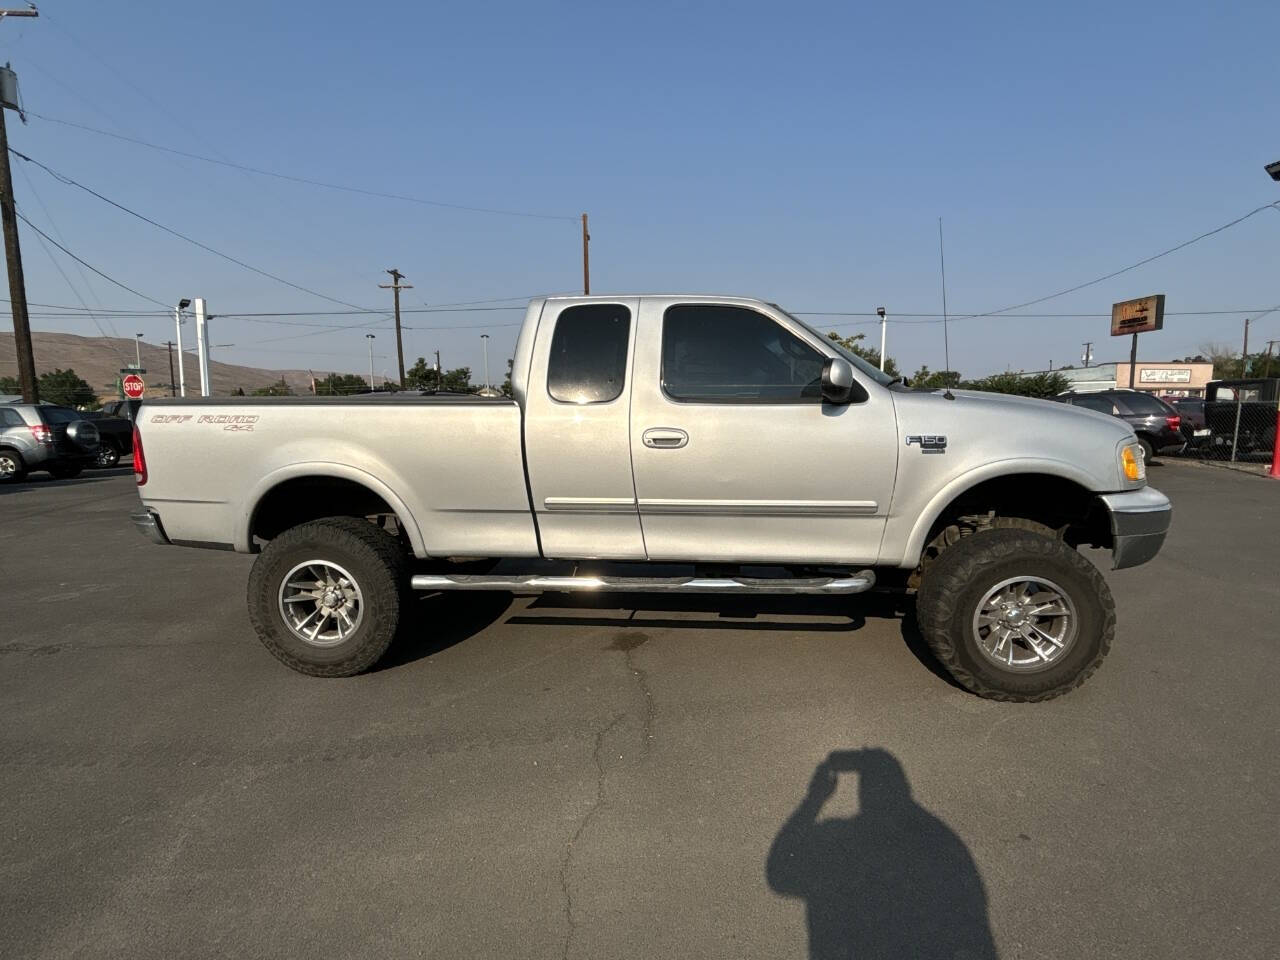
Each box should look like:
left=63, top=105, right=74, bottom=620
left=546, top=303, right=631, bottom=404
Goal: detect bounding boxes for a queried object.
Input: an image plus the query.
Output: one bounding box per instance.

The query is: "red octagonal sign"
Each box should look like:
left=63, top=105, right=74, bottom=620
left=122, top=373, right=145, bottom=399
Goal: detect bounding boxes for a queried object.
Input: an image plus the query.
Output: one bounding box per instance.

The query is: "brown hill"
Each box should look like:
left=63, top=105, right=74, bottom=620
left=0, top=331, right=332, bottom=400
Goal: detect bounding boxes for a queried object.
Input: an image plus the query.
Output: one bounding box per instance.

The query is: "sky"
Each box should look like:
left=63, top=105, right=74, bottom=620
left=1, top=0, right=1278, bottom=385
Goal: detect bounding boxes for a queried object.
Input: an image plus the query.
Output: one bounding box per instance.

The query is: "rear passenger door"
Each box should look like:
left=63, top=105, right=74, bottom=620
left=522, top=299, right=645, bottom=559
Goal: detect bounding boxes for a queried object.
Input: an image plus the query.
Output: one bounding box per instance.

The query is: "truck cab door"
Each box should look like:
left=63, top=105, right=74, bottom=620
left=628, top=298, right=897, bottom=564
left=522, top=298, right=646, bottom=559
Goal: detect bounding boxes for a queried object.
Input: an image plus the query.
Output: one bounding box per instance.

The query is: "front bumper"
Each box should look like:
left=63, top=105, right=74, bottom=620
left=1096, top=487, right=1172, bottom=570
left=131, top=510, right=171, bottom=546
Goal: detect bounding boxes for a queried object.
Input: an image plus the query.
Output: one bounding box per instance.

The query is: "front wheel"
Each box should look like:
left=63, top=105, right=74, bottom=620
left=95, top=442, right=120, bottom=468
left=247, top=516, right=407, bottom=676
left=915, top=529, right=1114, bottom=702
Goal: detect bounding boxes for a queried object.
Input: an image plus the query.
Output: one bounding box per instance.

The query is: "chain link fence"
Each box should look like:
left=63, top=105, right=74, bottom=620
left=1175, top=387, right=1278, bottom=467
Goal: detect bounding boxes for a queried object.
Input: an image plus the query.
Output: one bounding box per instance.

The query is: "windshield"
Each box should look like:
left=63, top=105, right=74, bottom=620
left=775, top=307, right=898, bottom=386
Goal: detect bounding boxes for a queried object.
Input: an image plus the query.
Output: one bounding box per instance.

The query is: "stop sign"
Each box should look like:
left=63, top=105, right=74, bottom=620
left=122, top=374, right=145, bottom=399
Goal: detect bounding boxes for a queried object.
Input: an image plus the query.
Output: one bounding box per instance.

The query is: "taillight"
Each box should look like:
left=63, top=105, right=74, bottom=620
left=30, top=423, right=52, bottom=444
left=1165, top=415, right=1181, bottom=431
left=132, top=425, right=147, bottom=486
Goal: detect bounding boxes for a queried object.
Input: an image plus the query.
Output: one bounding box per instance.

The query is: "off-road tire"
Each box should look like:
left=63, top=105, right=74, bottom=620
left=247, top=516, right=407, bottom=677
left=0, top=448, right=26, bottom=483
left=915, top=528, right=1114, bottom=702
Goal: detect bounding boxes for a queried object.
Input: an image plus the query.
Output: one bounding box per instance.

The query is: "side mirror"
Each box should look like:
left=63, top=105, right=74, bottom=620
left=821, top=357, right=857, bottom=404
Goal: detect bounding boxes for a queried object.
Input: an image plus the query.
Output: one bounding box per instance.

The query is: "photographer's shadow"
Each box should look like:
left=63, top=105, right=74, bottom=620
left=767, top=748, right=997, bottom=959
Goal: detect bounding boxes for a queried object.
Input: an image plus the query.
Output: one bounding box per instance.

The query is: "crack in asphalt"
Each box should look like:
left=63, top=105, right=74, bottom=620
left=624, top=643, right=656, bottom=757
left=558, top=711, right=626, bottom=960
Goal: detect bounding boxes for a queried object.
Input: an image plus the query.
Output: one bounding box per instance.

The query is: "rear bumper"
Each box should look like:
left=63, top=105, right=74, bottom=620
left=1096, top=487, right=1172, bottom=570
left=131, top=510, right=171, bottom=546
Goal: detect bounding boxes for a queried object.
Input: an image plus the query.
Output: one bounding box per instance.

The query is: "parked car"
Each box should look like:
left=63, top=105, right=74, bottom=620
left=0, top=403, right=100, bottom=482
left=83, top=403, right=138, bottom=467
left=1054, top=389, right=1184, bottom=462
left=1203, top=378, right=1280, bottom=454
left=1170, top=397, right=1210, bottom=448
left=131, top=294, right=1171, bottom=702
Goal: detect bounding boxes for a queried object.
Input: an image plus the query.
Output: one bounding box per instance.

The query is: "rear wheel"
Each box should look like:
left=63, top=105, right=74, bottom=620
left=916, top=528, right=1113, bottom=701
left=95, top=442, right=120, bottom=468
left=0, top=449, right=26, bottom=483
left=247, top=516, right=407, bottom=676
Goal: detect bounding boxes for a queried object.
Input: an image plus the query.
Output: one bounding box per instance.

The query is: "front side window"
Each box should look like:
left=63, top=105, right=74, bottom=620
left=546, top=304, right=631, bottom=404
left=662, top=305, right=826, bottom=403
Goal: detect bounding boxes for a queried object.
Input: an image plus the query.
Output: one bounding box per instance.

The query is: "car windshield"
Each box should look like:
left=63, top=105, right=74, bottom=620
left=775, top=306, right=898, bottom=386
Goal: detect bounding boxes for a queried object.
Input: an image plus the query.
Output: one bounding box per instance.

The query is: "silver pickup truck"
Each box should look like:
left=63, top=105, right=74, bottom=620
left=131, top=295, right=1171, bottom=701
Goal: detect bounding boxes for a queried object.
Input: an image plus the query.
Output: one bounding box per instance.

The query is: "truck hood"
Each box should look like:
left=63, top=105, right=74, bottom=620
left=927, top=388, right=1131, bottom=433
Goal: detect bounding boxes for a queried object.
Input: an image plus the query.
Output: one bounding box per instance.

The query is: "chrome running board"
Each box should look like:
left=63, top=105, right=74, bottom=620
left=410, top=571, right=875, bottom=595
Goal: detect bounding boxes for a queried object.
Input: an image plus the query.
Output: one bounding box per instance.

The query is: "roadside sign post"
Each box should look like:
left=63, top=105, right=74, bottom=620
left=1111, top=295, right=1165, bottom=388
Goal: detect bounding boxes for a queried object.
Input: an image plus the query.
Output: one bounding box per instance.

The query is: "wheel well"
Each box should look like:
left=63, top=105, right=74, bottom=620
left=250, top=476, right=399, bottom=544
left=923, top=473, right=1112, bottom=554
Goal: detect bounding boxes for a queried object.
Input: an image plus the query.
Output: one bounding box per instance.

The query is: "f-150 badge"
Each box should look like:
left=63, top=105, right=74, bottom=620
left=905, top=435, right=947, bottom=453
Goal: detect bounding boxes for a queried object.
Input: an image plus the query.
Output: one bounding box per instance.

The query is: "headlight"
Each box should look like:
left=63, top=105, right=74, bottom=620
left=1121, top=442, right=1146, bottom=483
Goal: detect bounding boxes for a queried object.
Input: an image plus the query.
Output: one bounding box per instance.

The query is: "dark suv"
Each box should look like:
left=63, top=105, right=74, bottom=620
left=1055, top=389, right=1184, bottom=462
left=0, top=404, right=101, bottom=483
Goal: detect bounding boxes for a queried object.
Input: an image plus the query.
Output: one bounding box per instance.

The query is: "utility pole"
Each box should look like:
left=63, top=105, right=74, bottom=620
left=0, top=56, right=36, bottom=402
left=163, top=340, right=177, bottom=396
left=1263, top=340, right=1278, bottom=379
left=481, top=333, right=490, bottom=391
left=365, top=333, right=376, bottom=390
left=876, top=307, right=887, bottom=371
left=1242, top=317, right=1251, bottom=376
left=379, top=268, right=412, bottom=385
left=937, top=217, right=950, bottom=375
left=1081, top=342, right=1093, bottom=368
left=581, top=213, right=590, bottom=295
left=434, top=348, right=442, bottom=391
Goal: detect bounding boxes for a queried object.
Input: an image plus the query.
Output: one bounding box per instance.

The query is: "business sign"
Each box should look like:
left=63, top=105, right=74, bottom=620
left=1139, top=368, right=1191, bottom=384
left=1111, top=295, right=1165, bottom=336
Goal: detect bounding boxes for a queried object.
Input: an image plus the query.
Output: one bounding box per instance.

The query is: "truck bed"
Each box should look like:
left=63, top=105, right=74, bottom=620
left=137, top=395, right=538, bottom=557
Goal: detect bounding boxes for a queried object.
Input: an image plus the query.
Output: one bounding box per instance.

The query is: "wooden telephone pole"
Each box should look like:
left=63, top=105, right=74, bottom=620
left=379, top=268, right=412, bottom=385
left=0, top=17, right=39, bottom=402
left=581, top=213, right=590, bottom=295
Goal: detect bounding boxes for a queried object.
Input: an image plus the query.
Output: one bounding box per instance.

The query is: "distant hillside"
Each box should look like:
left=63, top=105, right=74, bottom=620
left=0, top=331, right=344, bottom=400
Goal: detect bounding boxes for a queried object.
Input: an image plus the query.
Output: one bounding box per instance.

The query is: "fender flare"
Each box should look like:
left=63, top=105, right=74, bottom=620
left=238, top=461, right=426, bottom=556
left=899, top=458, right=1105, bottom=567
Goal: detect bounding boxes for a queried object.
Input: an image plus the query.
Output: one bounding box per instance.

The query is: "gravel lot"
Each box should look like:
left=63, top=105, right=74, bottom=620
left=2, top=462, right=1276, bottom=959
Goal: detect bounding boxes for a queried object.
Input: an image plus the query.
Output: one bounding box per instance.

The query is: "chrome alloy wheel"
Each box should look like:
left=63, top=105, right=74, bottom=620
left=972, top=575, right=1078, bottom=673
left=277, top=560, right=365, bottom=647
left=0, top=453, right=17, bottom=478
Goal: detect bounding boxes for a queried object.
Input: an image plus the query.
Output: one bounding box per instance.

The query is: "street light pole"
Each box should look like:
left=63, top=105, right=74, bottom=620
left=365, top=333, right=376, bottom=390
left=134, top=333, right=143, bottom=369
left=174, top=298, right=190, bottom=397
left=481, top=333, right=490, bottom=391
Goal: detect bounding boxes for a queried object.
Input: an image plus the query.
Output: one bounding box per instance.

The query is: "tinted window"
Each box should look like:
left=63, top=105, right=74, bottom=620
left=40, top=406, right=81, bottom=424
left=1117, top=392, right=1174, bottom=416
left=662, top=305, right=825, bottom=403
left=546, top=304, right=631, bottom=404
left=1072, top=395, right=1116, bottom=415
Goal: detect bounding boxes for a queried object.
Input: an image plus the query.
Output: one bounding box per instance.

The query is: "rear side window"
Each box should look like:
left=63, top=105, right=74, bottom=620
left=546, top=304, right=631, bottom=404
left=662, top=304, right=825, bottom=403
left=1071, top=395, right=1117, bottom=415
left=0, top=408, right=24, bottom=427
left=39, top=407, right=81, bottom=424
left=1116, top=392, right=1174, bottom=416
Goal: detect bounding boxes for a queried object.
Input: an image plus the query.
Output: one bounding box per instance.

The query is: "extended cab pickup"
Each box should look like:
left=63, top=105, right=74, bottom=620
left=132, top=295, right=1171, bottom=700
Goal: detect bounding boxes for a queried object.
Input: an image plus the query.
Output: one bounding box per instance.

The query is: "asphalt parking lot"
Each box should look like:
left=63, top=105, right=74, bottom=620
left=2, top=463, right=1277, bottom=959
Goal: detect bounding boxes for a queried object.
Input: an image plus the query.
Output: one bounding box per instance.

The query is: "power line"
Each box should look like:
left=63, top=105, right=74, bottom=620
left=11, top=148, right=381, bottom=312
left=13, top=208, right=168, bottom=307
left=26, top=111, right=580, bottom=223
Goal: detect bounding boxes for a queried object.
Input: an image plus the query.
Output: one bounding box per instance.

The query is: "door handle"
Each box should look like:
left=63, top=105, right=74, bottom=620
left=642, top=427, right=688, bottom=449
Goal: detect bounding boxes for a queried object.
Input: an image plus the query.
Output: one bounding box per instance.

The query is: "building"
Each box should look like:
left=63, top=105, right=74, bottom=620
left=1021, top=361, right=1215, bottom=398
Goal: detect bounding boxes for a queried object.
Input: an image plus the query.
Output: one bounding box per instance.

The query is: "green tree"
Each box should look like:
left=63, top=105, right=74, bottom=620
left=0, top=375, right=18, bottom=394
left=404, top=357, right=474, bottom=392
left=39, top=368, right=97, bottom=407
left=501, top=357, right=514, bottom=397
left=252, top=378, right=295, bottom=397
left=315, top=372, right=373, bottom=395
left=909, top=365, right=961, bottom=389
left=827, top=331, right=900, bottom=378
left=959, top=370, right=1069, bottom=398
